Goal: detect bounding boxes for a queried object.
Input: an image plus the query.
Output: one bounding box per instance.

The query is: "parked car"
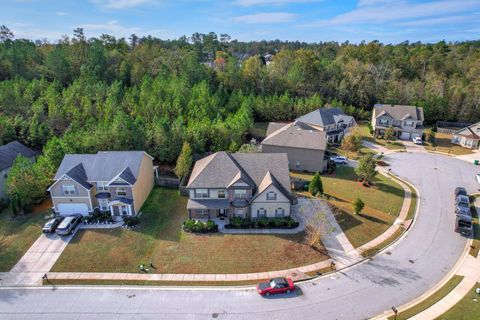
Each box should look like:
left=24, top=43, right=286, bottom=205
left=42, top=217, right=64, bottom=233
left=257, top=277, right=295, bottom=296
left=56, top=215, right=82, bottom=236
left=454, top=187, right=467, bottom=199
left=455, top=215, right=473, bottom=237
left=476, top=174, right=480, bottom=185
left=412, top=136, right=422, bottom=145
left=332, top=156, right=348, bottom=165
left=455, top=206, right=471, bottom=217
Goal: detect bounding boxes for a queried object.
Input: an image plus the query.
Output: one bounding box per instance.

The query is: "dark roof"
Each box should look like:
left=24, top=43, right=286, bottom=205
left=53, top=151, right=150, bottom=186
left=374, top=104, right=424, bottom=121
left=296, top=107, right=354, bottom=127
left=116, top=197, right=134, bottom=205
left=187, top=152, right=292, bottom=200
left=119, top=167, right=137, bottom=185
left=66, top=163, right=93, bottom=189
left=262, top=121, right=327, bottom=151
left=0, top=141, right=36, bottom=171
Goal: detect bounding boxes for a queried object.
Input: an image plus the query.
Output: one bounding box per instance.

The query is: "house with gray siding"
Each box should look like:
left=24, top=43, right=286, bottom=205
left=186, top=152, right=293, bottom=220
left=0, top=141, right=36, bottom=200
left=261, top=121, right=328, bottom=173
left=48, top=151, right=156, bottom=219
left=372, top=104, right=424, bottom=140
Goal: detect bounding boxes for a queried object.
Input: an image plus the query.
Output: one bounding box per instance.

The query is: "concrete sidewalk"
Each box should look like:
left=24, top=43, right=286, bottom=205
left=1, top=230, right=76, bottom=286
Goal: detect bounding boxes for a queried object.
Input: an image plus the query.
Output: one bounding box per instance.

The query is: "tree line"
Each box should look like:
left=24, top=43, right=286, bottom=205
left=1, top=26, right=479, bottom=212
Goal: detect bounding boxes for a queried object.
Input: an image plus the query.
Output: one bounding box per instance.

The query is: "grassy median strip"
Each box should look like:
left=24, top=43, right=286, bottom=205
left=469, top=198, right=480, bottom=258
left=360, top=227, right=405, bottom=258
left=43, top=279, right=261, bottom=287
left=437, top=282, right=480, bottom=320
left=387, top=275, right=464, bottom=320
left=406, top=183, right=418, bottom=221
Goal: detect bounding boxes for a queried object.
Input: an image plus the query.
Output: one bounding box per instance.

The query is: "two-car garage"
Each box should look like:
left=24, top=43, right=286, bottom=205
left=57, top=203, right=89, bottom=216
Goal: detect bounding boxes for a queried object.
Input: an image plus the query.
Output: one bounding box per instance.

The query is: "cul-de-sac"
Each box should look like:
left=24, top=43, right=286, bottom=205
left=1, top=2, right=480, bottom=319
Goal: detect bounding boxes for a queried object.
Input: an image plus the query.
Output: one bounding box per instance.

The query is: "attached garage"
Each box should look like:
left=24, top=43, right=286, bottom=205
left=399, top=131, right=411, bottom=140
left=57, top=203, right=89, bottom=216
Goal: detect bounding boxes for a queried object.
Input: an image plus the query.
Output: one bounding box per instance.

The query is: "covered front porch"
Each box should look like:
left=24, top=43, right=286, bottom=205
left=108, top=198, right=134, bottom=218
left=187, top=198, right=230, bottom=219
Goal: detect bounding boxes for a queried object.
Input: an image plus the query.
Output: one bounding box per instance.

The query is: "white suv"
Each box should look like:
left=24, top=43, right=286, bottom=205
left=412, top=136, right=422, bottom=145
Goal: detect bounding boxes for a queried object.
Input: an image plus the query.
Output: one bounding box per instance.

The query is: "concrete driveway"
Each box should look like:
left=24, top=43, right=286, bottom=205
left=0, top=152, right=476, bottom=319
left=1, top=230, right=76, bottom=286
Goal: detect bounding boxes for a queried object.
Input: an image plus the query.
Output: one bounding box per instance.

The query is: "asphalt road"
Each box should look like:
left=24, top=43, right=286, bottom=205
left=0, top=152, right=478, bottom=320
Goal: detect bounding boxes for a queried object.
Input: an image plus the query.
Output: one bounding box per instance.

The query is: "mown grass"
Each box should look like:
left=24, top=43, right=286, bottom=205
left=387, top=276, right=464, bottom=320
left=52, top=188, right=328, bottom=274
left=360, top=227, right=405, bottom=258
left=357, top=124, right=406, bottom=150
left=292, top=166, right=404, bottom=248
left=437, top=282, right=480, bottom=320
left=0, top=201, right=51, bottom=271
left=469, top=196, right=480, bottom=258
left=424, top=132, right=474, bottom=156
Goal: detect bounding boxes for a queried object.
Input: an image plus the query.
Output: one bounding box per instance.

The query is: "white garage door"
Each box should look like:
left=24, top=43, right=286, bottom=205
left=400, top=131, right=411, bottom=140
left=57, top=203, right=89, bottom=216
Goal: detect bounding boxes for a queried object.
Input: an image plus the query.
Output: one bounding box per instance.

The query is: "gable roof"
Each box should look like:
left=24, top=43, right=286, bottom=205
left=0, top=141, right=36, bottom=171
left=187, top=152, right=292, bottom=200
left=266, top=122, right=289, bottom=136
left=261, top=121, right=327, bottom=151
left=296, top=107, right=354, bottom=127
left=453, top=122, right=480, bottom=139
left=53, top=151, right=150, bottom=186
left=65, top=163, right=93, bottom=189
left=374, top=104, right=424, bottom=121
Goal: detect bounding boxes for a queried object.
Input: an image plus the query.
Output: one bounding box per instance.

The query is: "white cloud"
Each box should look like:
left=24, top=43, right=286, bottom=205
left=312, top=0, right=480, bottom=27
left=233, top=12, right=296, bottom=24
left=398, top=14, right=479, bottom=27
left=79, top=20, right=142, bottom=37
left=91, top=0, right=156, bottom=9
left=234, top=0, right=320, bottom=6
left=56, top=11, right=67, bottom=16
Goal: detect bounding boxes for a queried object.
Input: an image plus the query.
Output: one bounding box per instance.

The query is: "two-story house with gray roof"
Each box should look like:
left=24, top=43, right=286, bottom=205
left=296, top=107, right=356, bottom=143
left=186, top=152, right=293, bottom=220
left=451, top=122, right=480, bottom=149
left=0, top=141, right=37, bottom=200
left=48, top=151, right=156, bottom=218
left=372, top=104, right=424, bottom=140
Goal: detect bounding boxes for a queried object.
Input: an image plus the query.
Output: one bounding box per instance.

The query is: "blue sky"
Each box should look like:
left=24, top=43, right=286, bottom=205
left=2, top=0, right=480, bottom=43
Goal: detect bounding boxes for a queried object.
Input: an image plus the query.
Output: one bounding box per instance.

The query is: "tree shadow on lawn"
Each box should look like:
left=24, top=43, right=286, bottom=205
left=374, top=181, right=405, bottom=199
left=357, top=213, right=389, bottom=225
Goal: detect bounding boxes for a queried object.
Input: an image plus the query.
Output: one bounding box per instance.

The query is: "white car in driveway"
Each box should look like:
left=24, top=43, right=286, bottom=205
left=332, top=156, right=348, bottom=165
left=412, top=136, right=423, bottom=145
left=476, top=174, right=480, bottom=185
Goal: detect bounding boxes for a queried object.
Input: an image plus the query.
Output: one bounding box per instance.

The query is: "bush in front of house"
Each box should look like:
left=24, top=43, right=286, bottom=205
left=183, top=219, right=218, bottom=233
left=123, top=216, right=140, bottom=227
left=225, top=216, right=299, bottom=229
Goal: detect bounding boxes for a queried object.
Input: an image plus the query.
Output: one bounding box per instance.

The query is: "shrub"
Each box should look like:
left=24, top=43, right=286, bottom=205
left=353, top=198, right=365, bottom=215
left=123, top=216, right=140, bottom=227
left=0, top=198, right=10, bottom=212
left=183, top=219, right=218, bottom=233
left=309, top=172, right=323, bottom=196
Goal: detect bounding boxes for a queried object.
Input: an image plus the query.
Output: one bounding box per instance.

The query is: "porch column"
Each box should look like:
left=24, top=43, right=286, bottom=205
left=188, top=209, right=192, bottom=219
left=128, top=205, right=132, bottom=216
left=110, top=205, right=114, bottom=217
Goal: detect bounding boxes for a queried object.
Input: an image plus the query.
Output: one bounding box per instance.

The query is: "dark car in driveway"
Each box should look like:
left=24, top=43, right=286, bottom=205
left=455, top=215, right=473, bottom=237
left=454, top=187, right=467, bottom=199
left=455, top=195, right=470, bottom=214
left=257, top=277, right=295, bottom=296
left=42, top=217, right=64, bottom=233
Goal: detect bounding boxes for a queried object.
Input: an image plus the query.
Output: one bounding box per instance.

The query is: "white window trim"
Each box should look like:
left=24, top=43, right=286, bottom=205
left=62, top=185, right=75, bottom=196
left=217, top=190, right=226, bottom=199
left=275, top=208, right=285, bottom=217
left=257, top=208, right=266, bottom=218
left=96, top=182, right=108, bottom=191
left=195, top=189, right=209, bottom=198
left=117, top=187, right=128, bottom=197
left=266, top=191, right=277, bottom=200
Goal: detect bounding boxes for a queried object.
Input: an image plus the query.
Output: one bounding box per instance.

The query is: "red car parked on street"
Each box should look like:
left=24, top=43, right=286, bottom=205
left=257, top=277, right=295, bottom=296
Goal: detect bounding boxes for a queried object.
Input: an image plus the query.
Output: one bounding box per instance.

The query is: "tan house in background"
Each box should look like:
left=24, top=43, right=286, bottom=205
left=451, top=122, right=480, bottom=149
left=372, top=104, right=424, bottom=140
left=48, top=151, right=156, bottom=219
left=261, top=121, right=328, bottom=172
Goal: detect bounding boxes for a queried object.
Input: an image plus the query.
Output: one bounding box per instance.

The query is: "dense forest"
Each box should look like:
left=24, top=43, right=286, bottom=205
left=1, top=26, right=480, bottom=168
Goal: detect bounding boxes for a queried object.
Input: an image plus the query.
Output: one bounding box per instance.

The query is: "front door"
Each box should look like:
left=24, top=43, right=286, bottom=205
left=219, top=209, right=226, bottom=217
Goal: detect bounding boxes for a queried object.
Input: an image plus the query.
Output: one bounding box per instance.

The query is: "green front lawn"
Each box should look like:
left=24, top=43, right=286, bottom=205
left=0, top=203, right=50, bottom=271
left=438, top=282, right=480, bottom=320
left=387, top=275, right=464, bottom=320
left=52, top=188, right=328, bottom=274
left=292, top=166, right=405, bottom=248
left=424, top=132, right=474, bottom=156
